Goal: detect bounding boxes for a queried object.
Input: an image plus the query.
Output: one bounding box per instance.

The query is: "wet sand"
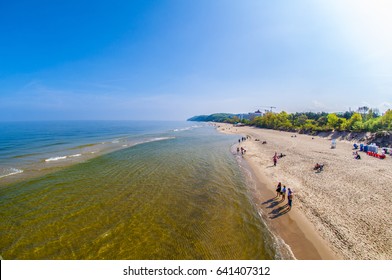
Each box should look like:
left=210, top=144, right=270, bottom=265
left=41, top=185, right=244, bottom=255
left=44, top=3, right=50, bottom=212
left=217, top=123, right=392, bottom=260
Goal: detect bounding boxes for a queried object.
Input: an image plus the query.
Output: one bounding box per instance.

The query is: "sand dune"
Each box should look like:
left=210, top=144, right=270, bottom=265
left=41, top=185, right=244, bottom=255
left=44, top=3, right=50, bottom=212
left=217, top=123, right=392, bottom=260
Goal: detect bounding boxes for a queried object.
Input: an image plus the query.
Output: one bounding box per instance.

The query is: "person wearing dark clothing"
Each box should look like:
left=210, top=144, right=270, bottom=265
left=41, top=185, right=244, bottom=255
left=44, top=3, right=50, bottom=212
left=276, top=182, right=282, bottom=198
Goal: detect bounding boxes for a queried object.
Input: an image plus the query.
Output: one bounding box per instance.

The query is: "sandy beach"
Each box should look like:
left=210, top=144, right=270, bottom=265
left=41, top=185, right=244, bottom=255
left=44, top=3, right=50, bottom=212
left=217, top=123, right=392, bottom=260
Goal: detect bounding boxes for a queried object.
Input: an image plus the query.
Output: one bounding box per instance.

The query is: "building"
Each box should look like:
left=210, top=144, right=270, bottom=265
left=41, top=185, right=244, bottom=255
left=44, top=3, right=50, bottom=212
left=238, top=110, right=263, bottom=121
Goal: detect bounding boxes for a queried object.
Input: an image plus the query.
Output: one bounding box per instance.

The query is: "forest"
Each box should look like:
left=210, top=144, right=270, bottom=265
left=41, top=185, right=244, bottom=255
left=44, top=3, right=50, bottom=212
left=189, top=107, right=392, bottom=133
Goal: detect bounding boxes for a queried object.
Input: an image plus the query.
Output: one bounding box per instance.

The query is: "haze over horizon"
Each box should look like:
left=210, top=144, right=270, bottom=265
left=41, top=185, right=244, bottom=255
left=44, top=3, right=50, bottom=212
left=1, top=0, right=391, bottom=121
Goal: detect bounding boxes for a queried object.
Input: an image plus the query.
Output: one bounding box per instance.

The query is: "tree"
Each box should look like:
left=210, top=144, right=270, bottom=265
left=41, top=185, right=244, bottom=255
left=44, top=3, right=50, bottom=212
left=381, top=109, right=392, bottom=130
left=341, top=111, right=354, bottom=120
left=327, top=113, right=339, bottom=129
left=228, top=116, right=240, bottom=124
left=365, top=108, right=378, bottom=121
left=316, top=116, right=328, bottom=127
left=364, top=118, right=381, bottom=132
left=357, top=106, right=369, bottom=119
left=337, top=118, right=347, bottom=131
left=296, top=114, right=308, bottom=127
left=276, top=111, right=292, bottom=130
left=346, top=113, right=363, bottom=131
left=262, top=112, right=277, bottom=129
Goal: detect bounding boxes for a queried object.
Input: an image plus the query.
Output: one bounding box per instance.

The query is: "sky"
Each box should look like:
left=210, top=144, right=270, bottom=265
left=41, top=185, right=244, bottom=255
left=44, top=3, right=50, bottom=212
left=0, top=0, right=391, bottom=121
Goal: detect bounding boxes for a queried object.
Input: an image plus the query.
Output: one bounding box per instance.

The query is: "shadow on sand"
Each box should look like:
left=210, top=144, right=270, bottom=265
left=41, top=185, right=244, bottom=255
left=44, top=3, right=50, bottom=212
left=269, top=204, right=291, bottom=219
left=262, top=196, right=291, bottom=219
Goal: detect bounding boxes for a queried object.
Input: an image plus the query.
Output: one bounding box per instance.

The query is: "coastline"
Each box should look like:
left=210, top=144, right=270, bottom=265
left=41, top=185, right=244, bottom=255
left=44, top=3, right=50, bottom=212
left=233, top=148, right=338, bottom=260
left=216, top=123, right=392, bottom=260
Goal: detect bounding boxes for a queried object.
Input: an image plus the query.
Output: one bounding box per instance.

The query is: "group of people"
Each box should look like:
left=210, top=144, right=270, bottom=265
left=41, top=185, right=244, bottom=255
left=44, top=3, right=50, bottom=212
left=237, top=146, right=247, bottom=155
left=275, top=182, right=293, bottom=208
left=237, top=136, right=250, bottom=155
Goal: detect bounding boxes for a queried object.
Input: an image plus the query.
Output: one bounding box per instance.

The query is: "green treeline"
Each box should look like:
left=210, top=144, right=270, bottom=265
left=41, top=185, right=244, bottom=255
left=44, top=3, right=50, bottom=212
left=251, top=109, right=392, bottom=133
left=189, top=108, right=392, bottom=133
left=187, top=113, right=236, bottom=122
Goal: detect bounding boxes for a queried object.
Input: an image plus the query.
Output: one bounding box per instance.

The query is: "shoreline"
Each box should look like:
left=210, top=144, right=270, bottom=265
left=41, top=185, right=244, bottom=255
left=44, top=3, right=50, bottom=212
left=241, top=152, right=338, bottom=260
left=230, top=138, right=338, bottom=260
left=216, top=123, right=391, bottom=260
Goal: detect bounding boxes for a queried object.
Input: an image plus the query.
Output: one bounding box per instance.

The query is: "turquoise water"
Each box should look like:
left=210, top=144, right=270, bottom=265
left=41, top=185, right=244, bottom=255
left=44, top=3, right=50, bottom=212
left=0, top=121, right=275, bottom=259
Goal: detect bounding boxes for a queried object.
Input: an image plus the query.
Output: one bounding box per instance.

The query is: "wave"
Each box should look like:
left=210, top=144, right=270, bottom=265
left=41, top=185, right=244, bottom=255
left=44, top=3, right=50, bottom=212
left=172, top=124, right=205, bottom=132
left=44, top=153, right=83, bottom=162
left=136, top=137, right=175, bottom=145
left=45, top=156, right=67, bottom=162
left=0, top=168, right=24, bottom=179
left=173, top=124, right=204, bottom=132
left=173, top=127, right=191, bottom=132
left=69, top=154, right=81, bottom=158
left=149, top=137, right=174, bottom=142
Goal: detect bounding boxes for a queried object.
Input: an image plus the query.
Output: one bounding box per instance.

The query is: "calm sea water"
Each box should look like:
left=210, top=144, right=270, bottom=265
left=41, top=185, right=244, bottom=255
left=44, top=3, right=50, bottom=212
left=0, top=121, right=276, bottom=259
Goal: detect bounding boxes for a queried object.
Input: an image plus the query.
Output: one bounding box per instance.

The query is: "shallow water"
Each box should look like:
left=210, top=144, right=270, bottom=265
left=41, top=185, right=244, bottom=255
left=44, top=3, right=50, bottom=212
left=0, top=122, right=275, bottom=259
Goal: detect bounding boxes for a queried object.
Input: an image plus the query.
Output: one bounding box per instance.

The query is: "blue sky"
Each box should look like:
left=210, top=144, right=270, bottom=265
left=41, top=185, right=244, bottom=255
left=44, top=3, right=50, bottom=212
left=1, top=0, right=391, bottom=121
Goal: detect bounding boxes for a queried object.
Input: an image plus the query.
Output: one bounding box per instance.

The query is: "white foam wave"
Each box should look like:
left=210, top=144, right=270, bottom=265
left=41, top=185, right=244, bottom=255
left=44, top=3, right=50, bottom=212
left=173, top=127, right=192, bottom=132
left=133, top=137, right=175, bottom=146
left=45, top=156, right=67, bottom=162
left=0, top=168, right=24, bottom=179
left=173, top=124, right=204, bottom=132
left=69, top=154, right=81, bottom=158
left=149, top=137, right=174, bottom=142
left=45, top=153, right=83, bottom=162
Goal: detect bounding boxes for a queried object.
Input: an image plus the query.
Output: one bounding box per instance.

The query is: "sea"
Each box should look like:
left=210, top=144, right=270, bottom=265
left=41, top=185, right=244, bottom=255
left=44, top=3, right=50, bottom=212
left=0, top=120, right=286, bottom=260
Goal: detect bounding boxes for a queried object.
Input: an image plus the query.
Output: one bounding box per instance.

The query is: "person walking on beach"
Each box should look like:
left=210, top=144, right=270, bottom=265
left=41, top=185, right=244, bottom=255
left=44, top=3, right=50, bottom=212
left=273, top=152, right=278, bottom=166
left=276, top=182, right=282, bottom=198
left=287, top=188, right=293, bottom=208
left=281, top=185, right=287, bottom=201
